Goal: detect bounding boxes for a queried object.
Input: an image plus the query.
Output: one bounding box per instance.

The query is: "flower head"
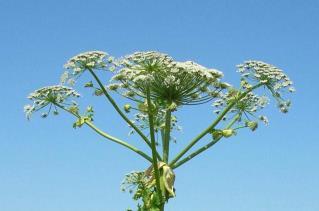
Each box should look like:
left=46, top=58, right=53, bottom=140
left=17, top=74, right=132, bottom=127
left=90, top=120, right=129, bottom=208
left=237, top=60, right=295, bottom=113
left=110, top=51, right=225, bottom=108
left=61, top=51, right=116, bottom=85
left=123, top=51, right=173, bottom=68
left=213, top=89, right=269, bottom=114
left=24, top=85, right=80, bottom=119
left=213, top=89, right=270, bottom=126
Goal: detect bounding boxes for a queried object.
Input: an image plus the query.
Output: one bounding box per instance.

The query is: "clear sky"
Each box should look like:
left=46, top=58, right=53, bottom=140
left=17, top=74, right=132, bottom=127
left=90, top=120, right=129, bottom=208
left=1, top=0, right=319, bottom=210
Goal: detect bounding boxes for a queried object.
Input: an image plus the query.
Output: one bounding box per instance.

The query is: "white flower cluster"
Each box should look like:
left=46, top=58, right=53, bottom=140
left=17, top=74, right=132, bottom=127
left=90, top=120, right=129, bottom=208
left=214, top=92, right=269, bottom=114
left=213, top=90, right=270, bottom=125
left=237, top=60, right=295, bottom=113
left=174, top=61, right=223, bottom=82
left=123, top=51, right=174, bottom=68
left=237, top=61, right=294, bottom=91
left=110, top=51, right=226, bottom=107
left=24, top=85, right=80, bottom=119
left=61, top=51, right=116, bottom=85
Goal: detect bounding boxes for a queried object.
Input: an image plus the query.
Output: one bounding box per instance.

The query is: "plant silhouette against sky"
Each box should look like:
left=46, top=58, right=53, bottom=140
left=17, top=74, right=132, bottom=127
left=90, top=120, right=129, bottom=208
left=25, top=50, right=295, bottom=211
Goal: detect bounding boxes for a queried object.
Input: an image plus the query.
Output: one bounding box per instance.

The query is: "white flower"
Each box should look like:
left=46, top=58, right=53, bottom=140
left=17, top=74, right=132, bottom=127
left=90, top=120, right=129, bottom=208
left=214, top=91, right=268, bottom=115
left=111, top=51, right=226, bottom=107
left=288, top=87, right=296, bottom=92
left=164, top=75, right=176, bottom=87
left=259, top=115, right=269, bottom=125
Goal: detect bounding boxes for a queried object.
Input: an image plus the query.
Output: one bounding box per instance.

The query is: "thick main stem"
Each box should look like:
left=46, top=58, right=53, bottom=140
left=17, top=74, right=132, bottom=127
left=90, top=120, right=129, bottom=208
left=87, top=68, right=162, bottom=161
left=146, top=88, right=164, bottom=209
left=163, top=109, right=172, bottom=163
left=170, top=83, right=262, bottom=167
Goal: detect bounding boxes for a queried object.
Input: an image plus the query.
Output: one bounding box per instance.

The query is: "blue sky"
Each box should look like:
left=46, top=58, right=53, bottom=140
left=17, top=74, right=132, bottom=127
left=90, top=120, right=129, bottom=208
left=1, top=0, right=319, bottom=210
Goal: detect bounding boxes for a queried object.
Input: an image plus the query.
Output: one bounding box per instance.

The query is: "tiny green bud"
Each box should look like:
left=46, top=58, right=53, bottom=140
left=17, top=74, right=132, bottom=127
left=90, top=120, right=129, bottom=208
left=94, top=89, right=103, bottom=96
left=220, top=82, right=231, bottom=89
left=69, top=105, right=79, bottom=114
left=222, top=129, right=234, bottom=138
left=246, top=121, right=258, bottom=131
left=86, top=106, right=94, bottom=113
left=191, top=93, right=199, bottom=99
left=41, top=113, right=48, bottom=118
left=168, top=102, right=178, bottom=111
left=211, top=130, right=222, bottom=140
left=210, top=91, right=220, bottom=98
left=124, top=104, right=131, bottom=113
left=84, top=81, right=93, bottom=88
left=125, top=91, right=135, bottom=97
left=108, top=84, right=119, bottom=91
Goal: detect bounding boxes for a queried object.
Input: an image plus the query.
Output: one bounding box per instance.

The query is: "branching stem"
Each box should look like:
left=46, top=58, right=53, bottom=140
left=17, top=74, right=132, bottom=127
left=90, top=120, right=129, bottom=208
left=173, top=113, right=241, bottom=168
left=87, top=68, right=162, bottom=161
left=54, top=103, right=152, bottom=162
left=170, top=83, right=262, bottom=167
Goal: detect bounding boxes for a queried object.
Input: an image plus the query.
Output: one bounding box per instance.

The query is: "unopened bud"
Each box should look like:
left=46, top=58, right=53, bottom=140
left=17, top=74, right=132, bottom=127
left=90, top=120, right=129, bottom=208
left=246, top=121, right=258, bottom=131
left=168, top=102, right=178, bottom=111
left=124, top=104, right=131, bottom=113
left=222, top=129, right=234, bottom=138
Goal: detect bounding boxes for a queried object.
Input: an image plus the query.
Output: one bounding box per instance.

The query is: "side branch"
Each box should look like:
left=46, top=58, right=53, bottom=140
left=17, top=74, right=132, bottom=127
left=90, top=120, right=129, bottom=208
left=172, top=113, right=241, bottom=169
left=170, top=83, right=262, bottom=167
left=54, top=103, right=152, bottom=162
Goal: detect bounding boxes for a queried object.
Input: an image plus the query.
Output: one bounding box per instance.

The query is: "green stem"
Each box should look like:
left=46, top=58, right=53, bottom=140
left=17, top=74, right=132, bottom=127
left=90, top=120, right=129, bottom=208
left=173, top=113, right=241, bottom=169
left=169, top=83, right=262, bottom=167
left=85, top=121, right=152, bottom=162
left=87, top=68, right=162, bottom=161
left=160, top=128, right=165, bottom=159
left=163, top=109, right=172, bottom=163
left=55, top=103, right=152, bottom=162
left=146, top=87, right=164, bottom=207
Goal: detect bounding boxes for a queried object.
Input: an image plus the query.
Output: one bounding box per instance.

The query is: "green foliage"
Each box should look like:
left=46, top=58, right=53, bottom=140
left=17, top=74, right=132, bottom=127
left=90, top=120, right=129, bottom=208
left=122, top=162, right=175, bottom=211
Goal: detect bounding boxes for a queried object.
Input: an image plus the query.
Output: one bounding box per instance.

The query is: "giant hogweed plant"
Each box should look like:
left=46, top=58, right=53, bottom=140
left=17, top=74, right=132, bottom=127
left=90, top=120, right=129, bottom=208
left=25, top=51, right=295, bottom=211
